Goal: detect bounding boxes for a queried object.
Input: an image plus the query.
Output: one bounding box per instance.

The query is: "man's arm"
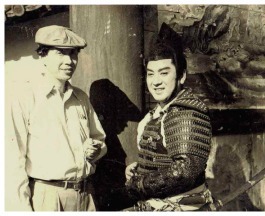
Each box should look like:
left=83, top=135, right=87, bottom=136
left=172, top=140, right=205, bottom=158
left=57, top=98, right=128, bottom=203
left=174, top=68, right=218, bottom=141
left=5, top=88, right=33, bottom=211
left=87, top=100, right=107, bottom=161
left=126, top=154, right=207, bottom=200
left=126, top=109, right=212, bottom=200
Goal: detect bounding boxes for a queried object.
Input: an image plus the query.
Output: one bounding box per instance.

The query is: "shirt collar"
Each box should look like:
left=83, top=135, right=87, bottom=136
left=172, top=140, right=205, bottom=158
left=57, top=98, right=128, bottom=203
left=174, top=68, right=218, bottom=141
left=39, top=74, right=75, bottom=98
left=150, top=88, right=187, bottom=119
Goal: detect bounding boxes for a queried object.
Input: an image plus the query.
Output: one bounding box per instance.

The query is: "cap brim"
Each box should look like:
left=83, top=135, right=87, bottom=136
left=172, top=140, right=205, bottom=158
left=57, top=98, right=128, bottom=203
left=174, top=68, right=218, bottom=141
left=54, top=46, right=83, bottom=49
left=37, top=43, right=85, bottom=49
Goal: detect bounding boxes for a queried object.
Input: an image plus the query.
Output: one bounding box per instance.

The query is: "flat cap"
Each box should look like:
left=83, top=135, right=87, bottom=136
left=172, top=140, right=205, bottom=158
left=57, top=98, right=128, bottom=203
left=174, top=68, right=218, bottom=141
left=35, top=25, right=87, bottom=48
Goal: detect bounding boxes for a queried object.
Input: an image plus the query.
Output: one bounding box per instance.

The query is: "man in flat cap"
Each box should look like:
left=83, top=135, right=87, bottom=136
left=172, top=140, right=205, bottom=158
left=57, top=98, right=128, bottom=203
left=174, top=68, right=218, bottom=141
left=6, top=25, right=107, bottom=211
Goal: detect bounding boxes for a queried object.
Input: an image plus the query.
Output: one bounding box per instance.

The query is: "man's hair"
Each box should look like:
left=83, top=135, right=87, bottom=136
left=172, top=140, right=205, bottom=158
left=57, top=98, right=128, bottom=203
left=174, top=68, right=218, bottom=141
left=36, top=45, right=52, bottom=57
left=144, top=42, right=187, bottom=80
left=36, top=45, right=81, bottom=57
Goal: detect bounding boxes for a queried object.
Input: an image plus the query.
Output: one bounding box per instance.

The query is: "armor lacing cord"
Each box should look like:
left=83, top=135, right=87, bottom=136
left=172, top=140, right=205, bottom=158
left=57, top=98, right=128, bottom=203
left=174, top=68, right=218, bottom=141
left=136, top=176, right=147, bottom=195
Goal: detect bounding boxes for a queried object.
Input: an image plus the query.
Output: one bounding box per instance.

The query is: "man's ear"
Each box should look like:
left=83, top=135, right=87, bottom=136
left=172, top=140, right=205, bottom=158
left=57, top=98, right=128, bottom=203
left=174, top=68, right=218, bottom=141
left=180, top=70, right=186, bottom=84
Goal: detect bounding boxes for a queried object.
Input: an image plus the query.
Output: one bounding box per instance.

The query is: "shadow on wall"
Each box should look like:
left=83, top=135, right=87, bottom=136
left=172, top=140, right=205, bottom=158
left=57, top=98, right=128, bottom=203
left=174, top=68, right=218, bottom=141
left=207, top=144, right=261, bottom=211
left=89, top=78, right=142, bottom=211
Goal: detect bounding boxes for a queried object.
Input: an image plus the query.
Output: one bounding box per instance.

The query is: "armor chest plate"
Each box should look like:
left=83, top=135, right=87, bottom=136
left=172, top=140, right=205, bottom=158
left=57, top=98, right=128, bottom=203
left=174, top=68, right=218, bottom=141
left=137, top=117, right=172, bottom=174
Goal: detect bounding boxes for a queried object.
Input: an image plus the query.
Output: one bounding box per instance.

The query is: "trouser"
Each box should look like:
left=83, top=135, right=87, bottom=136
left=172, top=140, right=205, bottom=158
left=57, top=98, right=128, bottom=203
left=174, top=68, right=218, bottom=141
left=29, top=180, right=96, bottom=211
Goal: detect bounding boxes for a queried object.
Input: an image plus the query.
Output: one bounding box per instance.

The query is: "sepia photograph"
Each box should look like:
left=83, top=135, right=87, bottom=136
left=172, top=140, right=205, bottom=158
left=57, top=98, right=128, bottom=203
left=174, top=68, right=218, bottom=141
left=4, top=3, right=265, bottom=212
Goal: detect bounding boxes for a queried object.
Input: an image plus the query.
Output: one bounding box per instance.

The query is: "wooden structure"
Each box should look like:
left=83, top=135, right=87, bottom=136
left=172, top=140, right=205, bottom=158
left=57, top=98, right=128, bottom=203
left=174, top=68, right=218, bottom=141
left=70, top=6, right=144, bottom=210
left=70, top=5, right=143, bottom=163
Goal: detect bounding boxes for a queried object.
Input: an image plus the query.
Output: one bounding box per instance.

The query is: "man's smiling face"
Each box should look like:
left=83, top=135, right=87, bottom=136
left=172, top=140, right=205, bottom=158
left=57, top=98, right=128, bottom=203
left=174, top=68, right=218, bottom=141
left=42, top=48, right=79, bottom=83
left=146, top=58, right=177, bottom=103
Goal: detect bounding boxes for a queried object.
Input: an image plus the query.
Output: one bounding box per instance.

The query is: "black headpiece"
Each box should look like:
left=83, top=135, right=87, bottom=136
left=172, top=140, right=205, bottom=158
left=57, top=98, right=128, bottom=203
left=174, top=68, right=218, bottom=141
left=146, top=22, right=187, bottom=79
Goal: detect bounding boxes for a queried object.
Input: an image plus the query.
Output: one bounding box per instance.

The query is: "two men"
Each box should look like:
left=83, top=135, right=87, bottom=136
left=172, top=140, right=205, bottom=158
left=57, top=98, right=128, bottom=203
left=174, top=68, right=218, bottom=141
left=6, top=25, right=107, bottom=211
left=6, top=23, right=213, bottom=212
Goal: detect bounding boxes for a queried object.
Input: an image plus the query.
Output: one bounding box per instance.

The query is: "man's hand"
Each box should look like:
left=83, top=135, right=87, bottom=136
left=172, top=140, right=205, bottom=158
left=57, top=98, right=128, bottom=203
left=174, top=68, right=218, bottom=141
left=85, top=141, right=101, bottom=162
left=125, top=162, right=138, bottom=181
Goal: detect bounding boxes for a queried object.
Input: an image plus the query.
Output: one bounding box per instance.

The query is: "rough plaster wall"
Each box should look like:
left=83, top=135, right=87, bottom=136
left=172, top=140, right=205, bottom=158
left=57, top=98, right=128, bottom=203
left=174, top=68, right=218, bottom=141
left=144, top=5, right=265, bottom=210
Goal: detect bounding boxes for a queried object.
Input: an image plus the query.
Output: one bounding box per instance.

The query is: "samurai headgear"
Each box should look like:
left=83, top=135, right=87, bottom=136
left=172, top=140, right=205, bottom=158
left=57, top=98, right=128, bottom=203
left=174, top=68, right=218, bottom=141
left=145, top=23, right=187, bottom=79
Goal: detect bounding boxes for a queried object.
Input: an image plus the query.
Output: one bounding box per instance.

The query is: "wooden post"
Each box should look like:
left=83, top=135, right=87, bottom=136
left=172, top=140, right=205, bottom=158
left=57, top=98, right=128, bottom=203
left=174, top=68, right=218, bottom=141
left=70, top=5, right=144, bottom=164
